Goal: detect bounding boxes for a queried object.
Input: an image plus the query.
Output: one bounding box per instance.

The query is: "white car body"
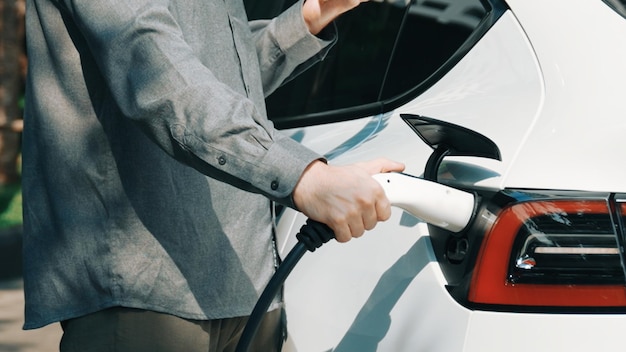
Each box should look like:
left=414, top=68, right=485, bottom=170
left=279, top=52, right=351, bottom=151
left=267, top=0, right=626, bottom=351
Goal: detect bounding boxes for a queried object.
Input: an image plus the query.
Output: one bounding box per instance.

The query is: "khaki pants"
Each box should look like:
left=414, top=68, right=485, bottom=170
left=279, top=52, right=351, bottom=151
left=59, top=307, right=285, bottom=352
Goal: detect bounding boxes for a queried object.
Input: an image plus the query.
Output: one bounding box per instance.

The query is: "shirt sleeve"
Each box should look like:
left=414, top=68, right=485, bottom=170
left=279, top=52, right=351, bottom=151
left=56, top=0, right=331, bottom=205
left=250, top=1, right=337, bottom=96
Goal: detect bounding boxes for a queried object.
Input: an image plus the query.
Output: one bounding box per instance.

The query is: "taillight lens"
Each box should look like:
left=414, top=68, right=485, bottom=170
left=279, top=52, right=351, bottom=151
left=469, top=199, right=626, bottom=307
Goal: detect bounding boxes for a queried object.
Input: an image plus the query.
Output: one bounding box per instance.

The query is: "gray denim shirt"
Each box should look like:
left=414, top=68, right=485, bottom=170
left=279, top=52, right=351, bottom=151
left=23, top=0, right=333, bottom=329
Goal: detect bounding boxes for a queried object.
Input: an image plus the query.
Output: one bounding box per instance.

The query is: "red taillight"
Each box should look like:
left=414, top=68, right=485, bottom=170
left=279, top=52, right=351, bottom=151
left=469, top=200, right=626, bottom=307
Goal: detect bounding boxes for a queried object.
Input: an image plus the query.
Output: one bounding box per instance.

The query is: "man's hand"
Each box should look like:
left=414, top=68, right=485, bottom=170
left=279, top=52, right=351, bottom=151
left=293, top=158, right=405, bottom=242
left=302, top=0, right=369, bottom=35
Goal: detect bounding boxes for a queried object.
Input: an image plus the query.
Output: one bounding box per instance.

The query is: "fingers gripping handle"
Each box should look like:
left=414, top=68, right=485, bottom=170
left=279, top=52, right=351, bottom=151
left=296, top=173, right=476, bottom=253
left=372, top=172, right=475, bottom=233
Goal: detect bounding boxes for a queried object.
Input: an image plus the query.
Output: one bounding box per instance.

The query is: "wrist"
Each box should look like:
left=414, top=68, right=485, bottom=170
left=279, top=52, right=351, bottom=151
left=293, top=159, right=327, bottom=210
left=302, top=0, right=345, bottom=35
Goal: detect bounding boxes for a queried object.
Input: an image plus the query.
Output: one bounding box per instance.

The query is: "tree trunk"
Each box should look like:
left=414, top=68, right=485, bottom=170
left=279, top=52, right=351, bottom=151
left=0, top=0, right=25, bottom=185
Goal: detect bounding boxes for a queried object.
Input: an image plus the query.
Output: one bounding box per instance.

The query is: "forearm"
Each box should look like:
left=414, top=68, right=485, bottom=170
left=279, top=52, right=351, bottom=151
left=250, top=1, right=335, bottom=96
left=55, top=0, right=320, bottom=201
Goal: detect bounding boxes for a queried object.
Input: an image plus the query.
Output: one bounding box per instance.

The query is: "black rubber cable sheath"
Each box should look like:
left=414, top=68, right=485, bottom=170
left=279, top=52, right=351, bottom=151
left=235, top=220, right=334, bottom=352
left=235, top=241, right=306, bottom=352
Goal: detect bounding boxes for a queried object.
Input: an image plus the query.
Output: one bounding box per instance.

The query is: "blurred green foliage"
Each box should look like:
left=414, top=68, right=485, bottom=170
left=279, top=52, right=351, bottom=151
left=0, top=183, right=22, bottom=229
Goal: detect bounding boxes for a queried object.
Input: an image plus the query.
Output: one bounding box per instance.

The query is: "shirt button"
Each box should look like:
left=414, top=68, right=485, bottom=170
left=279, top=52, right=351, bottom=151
left=271, top=180, right=279, bottom=190
left=218, top=156, right=226, bottom=165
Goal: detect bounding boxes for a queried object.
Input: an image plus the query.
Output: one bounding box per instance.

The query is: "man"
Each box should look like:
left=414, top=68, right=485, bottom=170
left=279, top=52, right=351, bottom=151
left=22, top=0, right=404, bottom=350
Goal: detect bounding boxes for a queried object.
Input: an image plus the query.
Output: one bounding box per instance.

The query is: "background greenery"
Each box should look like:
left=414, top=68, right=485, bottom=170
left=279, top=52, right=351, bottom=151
left=0, top=183, right=22, bottom=229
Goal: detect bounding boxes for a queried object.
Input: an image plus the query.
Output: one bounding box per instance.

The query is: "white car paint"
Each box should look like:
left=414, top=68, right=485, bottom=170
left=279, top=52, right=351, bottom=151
left=276, top=1, right=626, bottom=351
left=501, top=0, right=626, bottom=193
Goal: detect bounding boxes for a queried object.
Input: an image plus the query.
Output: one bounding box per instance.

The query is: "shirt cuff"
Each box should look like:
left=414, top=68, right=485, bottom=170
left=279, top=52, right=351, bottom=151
left=272, top=0, right=336, bottom=63
left=254, top=134, right=323, bottom=209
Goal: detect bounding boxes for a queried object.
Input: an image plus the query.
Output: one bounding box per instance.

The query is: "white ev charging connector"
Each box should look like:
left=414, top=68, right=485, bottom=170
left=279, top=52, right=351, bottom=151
left=372, top=172, right=475, bottom=232
left=237, top=115, right=498, bottom=352
left=236, top=172, right=476, bottom=352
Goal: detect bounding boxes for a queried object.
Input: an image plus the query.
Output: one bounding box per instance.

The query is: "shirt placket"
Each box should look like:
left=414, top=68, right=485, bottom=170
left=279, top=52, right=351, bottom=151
left=224, top=1, right=252, bottom=98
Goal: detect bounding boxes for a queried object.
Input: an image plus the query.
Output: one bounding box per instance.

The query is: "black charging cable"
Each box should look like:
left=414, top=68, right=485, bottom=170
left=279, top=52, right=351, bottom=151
left=235, top=219, right=334, bottom=352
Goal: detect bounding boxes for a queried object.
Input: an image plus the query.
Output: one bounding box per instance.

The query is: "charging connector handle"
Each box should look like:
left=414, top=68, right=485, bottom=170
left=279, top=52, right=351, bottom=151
left=236, top=173, right=476, bottom=352
left=296, top=220, right=334, bottom=252
left=372, top=172, right=475, bottom=232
